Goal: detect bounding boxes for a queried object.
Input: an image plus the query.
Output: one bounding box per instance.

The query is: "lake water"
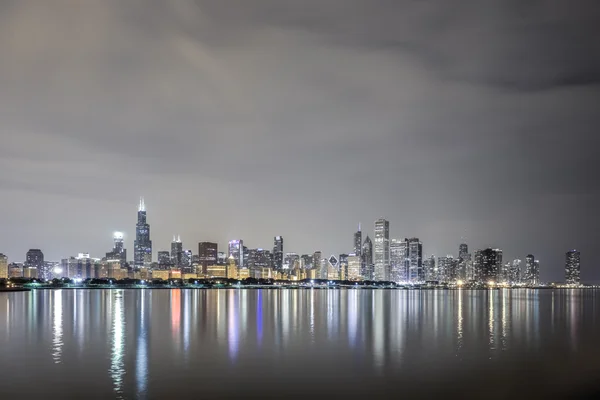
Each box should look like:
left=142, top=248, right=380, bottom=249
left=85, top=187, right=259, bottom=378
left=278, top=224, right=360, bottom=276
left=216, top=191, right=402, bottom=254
left=1, top=289, right=600, bottom=399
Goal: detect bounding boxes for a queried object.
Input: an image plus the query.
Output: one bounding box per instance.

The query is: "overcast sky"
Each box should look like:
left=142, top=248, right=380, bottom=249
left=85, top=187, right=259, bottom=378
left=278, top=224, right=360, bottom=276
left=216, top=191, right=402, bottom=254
left=1, top=1, right=599, bottom=281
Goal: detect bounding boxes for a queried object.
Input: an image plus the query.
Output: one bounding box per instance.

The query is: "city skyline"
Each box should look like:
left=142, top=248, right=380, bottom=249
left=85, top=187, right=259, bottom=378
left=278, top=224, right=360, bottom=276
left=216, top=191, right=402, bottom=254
left=1, top=2, right=598, bottom=282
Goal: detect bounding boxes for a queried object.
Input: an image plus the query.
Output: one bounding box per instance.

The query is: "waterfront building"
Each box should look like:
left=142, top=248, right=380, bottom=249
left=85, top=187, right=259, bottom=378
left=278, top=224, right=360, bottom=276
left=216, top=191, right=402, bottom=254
left=206, top=265, right=227, bottom=278
left=347, top=254, right=361, bottom=280
left=300, top=254, right=313, bottom=269
left=354, top=224, right=362, bottom=257
left=182, top=249, right=192, bottom=273
left=0, top=254, right=7, bottom=279
left=198, top=242, right=218, bottom=274
left=151, top=270, right=169, bottom=281
left=390, top=239, right=408, bottom=282
left=25, top=248, right=45, bottom=279
left=171, top=235, right=183, bottom=268
left=473, top=248, right=503, bottom=284
left=407, top=238, right=424, bottom=282
left=339, top=254, right=348, bottom=280
left=8, top=263, right=23, bottom=278
left=374, top=218, right=390, bottom=281
left=157, top=251, right=171, bottom=269
left=106, top=232, right=127, bottom=267
left=134, top=197, right=152, bottom=268
left=227, top=256, right=238, bottom=279
left=509, top=259, right=522, bottom=284
left=228, top=240, right=244, bottom=267
left=284, top=253, right=299, bottom=270
left=273, top=236, right=284, bottom=271
left=361, top=236, right=373, bottom=280
left=565, top=250, right=581, bottom=284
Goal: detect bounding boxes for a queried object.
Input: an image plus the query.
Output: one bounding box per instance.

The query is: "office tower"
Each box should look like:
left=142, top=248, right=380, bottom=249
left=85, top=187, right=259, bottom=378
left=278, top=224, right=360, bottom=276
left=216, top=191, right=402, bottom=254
left=157, top=251, right=171, bottom=268
left=459, top=243, right=468, bottom=261
left=171, top=235, right=183, bottom=268
left=374, top=219, right=390, bottom=281
left=338, top=254, right=348, bottom=280
left=524, top=255, right=535, bottom=285
left=247, top=249, right=272, bottom=278
left=347, top=254, right=361, bottom=280
left=300, top=254, right=313, bottom=269
left=0, top=253, right=8, bottom=279
left=273, top=236, right=284, bottom=271
left=354, top=224, right=362, bottom=257
left=284, top=253, right=299, bottom=270
left=217, top=252, right=227, bottom=265
left=25, top=249, right=44, bottom=279
left=228, top=240, right=244, bottom=267
left=565, top=250, right=580, bottom=284
left=457, top=243, right=469, bottom=281
left=437, top=255, right=455, bottom=283
left=361, top=236, right=373, bottom=280
left=134, top=197, right=152, bottom=268
left=407, top=238, right=424, bottom=282
left=390, top=239, right=407, bottom=282
left=106, top=232, right=127, bottom=266
left=198, top=242, right=218, bottom=273
left=182, top=250, right=192, bottom=273
left=424, top=255, right=436, bottom=281
left=327, top=255, right=339, bottom=280
left=533, top=259, right=540, bottom=285
left=473, top=248, right=503, bottom=283
left=312, top=251, right=322, bottom=277
left=8, top=263, right=23, bottom=278
left=509, top=259, right=522, bottom=284
left=226, top=256, right=238, bottom=279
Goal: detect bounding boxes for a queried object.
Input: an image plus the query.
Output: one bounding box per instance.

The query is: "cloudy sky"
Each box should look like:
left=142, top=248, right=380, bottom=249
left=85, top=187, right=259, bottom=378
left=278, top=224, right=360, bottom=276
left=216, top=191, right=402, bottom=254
left=1, top=0, right=599, bottom=281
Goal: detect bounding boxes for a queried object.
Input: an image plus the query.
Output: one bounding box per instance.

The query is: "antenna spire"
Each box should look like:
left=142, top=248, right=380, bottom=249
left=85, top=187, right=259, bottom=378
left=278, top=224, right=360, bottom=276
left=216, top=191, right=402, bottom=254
left=139, top=197, right=145, bottom=212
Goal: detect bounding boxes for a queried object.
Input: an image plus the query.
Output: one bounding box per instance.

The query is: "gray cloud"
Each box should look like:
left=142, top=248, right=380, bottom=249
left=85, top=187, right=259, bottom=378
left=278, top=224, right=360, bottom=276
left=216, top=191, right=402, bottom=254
left=0, top=0, right=598, bottom=281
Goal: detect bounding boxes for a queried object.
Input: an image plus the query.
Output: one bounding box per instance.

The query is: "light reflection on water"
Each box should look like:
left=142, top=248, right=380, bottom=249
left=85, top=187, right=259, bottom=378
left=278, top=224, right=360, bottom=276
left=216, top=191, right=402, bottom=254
left=0, top=289, right=600, bottom=398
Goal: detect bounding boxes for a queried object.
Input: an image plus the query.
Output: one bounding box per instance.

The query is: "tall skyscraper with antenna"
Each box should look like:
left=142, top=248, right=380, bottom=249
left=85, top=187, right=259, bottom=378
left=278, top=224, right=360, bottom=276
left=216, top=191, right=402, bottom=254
left=134, top=197, right=152, bottom=268
left=353, top=223, right=362, bottom=257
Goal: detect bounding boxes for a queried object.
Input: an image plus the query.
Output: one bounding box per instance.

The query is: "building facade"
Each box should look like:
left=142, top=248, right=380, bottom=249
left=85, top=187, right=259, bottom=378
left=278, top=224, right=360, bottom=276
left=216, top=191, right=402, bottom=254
left=134, top=198, right=152, bottom=268
left=373, top=219, right=390, bottom=281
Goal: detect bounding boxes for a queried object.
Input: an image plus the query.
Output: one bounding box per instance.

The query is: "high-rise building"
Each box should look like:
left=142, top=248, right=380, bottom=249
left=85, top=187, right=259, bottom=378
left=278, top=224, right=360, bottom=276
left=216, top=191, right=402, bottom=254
left=300, top=254, right=313, bottom=269
left=273, top=236, right=284, bottom=271
left=247, top=249, right=272, bottom=278
left=437, top=255, right=457, bottom=283
left=373, top=218, right=390, bottom=281
left=284, top=253, right=299, bottom=270
left=473, top=248, right=503, bottom=284
left=565, top=250, right=580, bottom=284
left=198, top=242, right=218, bottom=273
left=338, top=254, right=348, bottom=280
left=106, top=231, right=127, bottom=266
left=182, top=250, right=192, bottom=273
left=509, top=259, right=521, bottom=284
left=424, top=255, right=436, bottom=281
left=157, top=251, right=171, bottom=268
left=523, top=255, right=535, bottom=285
left=25, top=249, right=45, bottom=279
left=353, top=224, right=362, bottom=257
left=533, top=260, right=540, bottom=285
left=390, top=239, right=408, bottom=282
left=217, top=252, right=227, bottom=265
left=361, top=236, right=373, bottom=280
left=228, top=240, right=244, bottom=267
left=407, top=238, right=423, bottom=282
left=171, top=235, right=183, bottom=268
left=312, top=251, right=322, bottom=277
left=134, top=197, right=152, bottom=268
left=459, top=243, right=469, bottom=261
left=347, top=254, right=361, bottom=280
left=0, top=253, right=8, bottom=279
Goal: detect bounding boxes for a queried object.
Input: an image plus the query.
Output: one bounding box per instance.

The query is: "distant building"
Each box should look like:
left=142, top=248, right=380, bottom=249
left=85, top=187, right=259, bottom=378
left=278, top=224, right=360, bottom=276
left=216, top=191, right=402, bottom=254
left=8, top=263, right=23, bottom=278
left=171, top=235, right=183, bottom=268
left=347, top=254, right=361, bottom=280
left=228, top=240, right=244, bottom=267
left=509, top=259, right=521, bottom=284
left=182, top=250, right=192, bottom=274
left=473, top=248, right=503, bottom=284
left=390, top=239, right=407, bottom=282
left=227, top=256, right=238, bottom=279
left=157, top=251, right=171, bottom=268
left=25, top=249, right=45, bottom=279
left=407, top=238, right=424, bottom=283
left=198, top=242, right=218, bottom=274
left=247, top=248, right=272, bottom=278
left=106, top=232, right=127, bottom=266
left=273, top=236, right=284, bottom=271
left=361, top=237, right=373, bottom=280
left=300, top=254, right=313, bottom=269
left=424, top=255, right=436, bottom=281
left=353, top=224, right=362, bottom=257
left=217, top=252, right=227, bottom=265
left=565, top=250, right=581, bottom=284
left=134, top=197, right=152, bottom=268
left=0, top=254, right=8, bottom=279
left=284, top=253, right=299, bottom=270
left=373, top=218, right=390, bottom=281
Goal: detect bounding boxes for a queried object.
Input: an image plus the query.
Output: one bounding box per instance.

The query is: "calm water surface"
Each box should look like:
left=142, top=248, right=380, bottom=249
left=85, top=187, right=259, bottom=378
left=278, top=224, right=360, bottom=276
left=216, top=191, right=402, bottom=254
left=1, top=289, right=600, bottom=399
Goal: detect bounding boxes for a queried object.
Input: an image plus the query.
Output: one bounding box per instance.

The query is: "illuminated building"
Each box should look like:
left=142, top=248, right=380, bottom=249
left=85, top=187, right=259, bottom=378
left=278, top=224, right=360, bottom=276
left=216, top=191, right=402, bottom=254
left=509, top=259, right=521, bottom=284
left=458, top=244, right=470, bottom=281
left=106, top=232, right=127, bottom=267
left=198, top=242, right=218, bottom=274
left=339, top=254, right=348, bottom=280
left=284, top=253, right=299, bottom=270
left=373, top=218, right=390, bottom=281
left=157, top=251, right=171, bottom=269
left=182, top=250, right=192, bottom=274
left=424, top=255, right=436, bottom=281
left=171, top=235, right=183, bottom=267
left=247, top=249, right=272, bottom=278
left=204, top=265, right=225, bottom=278
left=106, top=260, right=122, bottom=279
left=406, top=238, right=423, bottom=282
left=327, top=255, right=339, bottom=280
left=300, top=254, right=313, bottom=269
left=134, top=197, right=152, bottom=268
left=238, top=268, right=250, bottom=280
left=227, top=256, right=238, bottom=279
left=565, top=250, right=581, bottom=284
left=228, top=240, right=243, bottom=267
left=0, top=253, right=8, bottom=279
left=354, top=224, right=362, bottom=257
left=473, top=248, right=503, bottom=283
left=533, top=260, right=540, bottom=285
left=347, top=254, right=361, bottom=280
left=25, top=249, right=45, bottom=279
left=217, top=252, right=227, bottom=265
left=273, top=236, right=284, bottom=271
left=312, top=251, right=322, bottom=277
left=8, top=263, right=23, bottom=278
left=390, top=239, right=408, bottom=282
left=361, top=236, right=373, bottom=280
left=260, top=267, right=273, bottom=279
left=169, top=269, right=182, bottom=280
left=151, top=270, right=169, bottom=281
left=438, top=255, right=457, bottom=283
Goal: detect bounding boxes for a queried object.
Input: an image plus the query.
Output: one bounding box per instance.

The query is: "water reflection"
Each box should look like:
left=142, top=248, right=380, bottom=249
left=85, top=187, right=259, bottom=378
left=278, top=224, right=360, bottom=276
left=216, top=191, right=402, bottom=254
left=110, top=291, right=125, bottom=397
left=0, top=289, right=599, bottom=398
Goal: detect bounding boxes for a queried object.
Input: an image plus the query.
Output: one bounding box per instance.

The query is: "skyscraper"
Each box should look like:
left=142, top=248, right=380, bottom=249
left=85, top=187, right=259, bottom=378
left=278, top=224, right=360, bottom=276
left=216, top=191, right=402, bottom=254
left=390, top=239, right=407, bottom=282
left=459, top=243, right=468, bottom=261
left=473, top=248, right=503, bottom=284
left=157, top=251, right=171, bottom=268
left=0, top=253, right=8, bottom=279
left=361, top=236, right=373, bottom=280
left=228, top=240, right=244, bottom=267
left=347, top=254, right=361, bottom=281
left=171, top=235, right=183, bottom=268
left=25, top=249, right=44, bottom=279
left=106, top=231, right=127, bottom=266
left=134, top=197, right=152, bottom=268
left=312, top=251, right=322, bottom=277
left=424, top=255, right=436, bottom=281
left=524, top=255, right=535, bottom=285
left=565, top=250, right=581, bottom=284
left=509, top=259, right=522, bottom=284
left=198, top=242, right=218, bottom=273
left=407, top=238, right=423, bottom=282
left=353, top=224, right=362, bottom=257
left=273, top=236, right=284, bottom=271
left=373, top=218, right=390, bottom=281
